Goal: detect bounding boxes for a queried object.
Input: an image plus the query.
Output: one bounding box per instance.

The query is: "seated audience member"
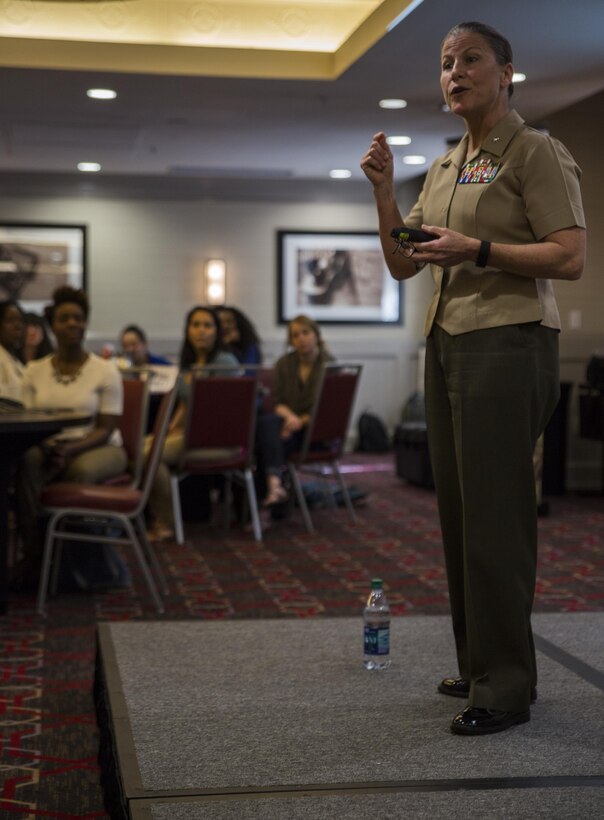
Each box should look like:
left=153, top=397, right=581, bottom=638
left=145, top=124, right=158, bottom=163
left=0, top=299, right=25, bottom=402
left=120, top=324, right=171, bottom=366
left=218, top=306, right=262, bottom=365
left=146, top=305, right=239, bottom=539
left=15, top=286, right=128, bottom=586
left=256, top=314, right=334, bottom=507
left=22, top=311, right=54, bottom=363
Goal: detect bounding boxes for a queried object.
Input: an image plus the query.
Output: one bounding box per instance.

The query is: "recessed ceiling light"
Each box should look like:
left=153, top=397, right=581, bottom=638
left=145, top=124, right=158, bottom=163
left=77, top=162, right=102, bottom=173
left=329, top=169, right=352, bottom=179
left=386, top=135, right=412, bottom=146
left=512, top=73, right=526, bottom=83
left=87, top=88, right=117, bottom=100
left=379, top=99, right=407, bottom=110
left=402, top=155, right=426, bottom=165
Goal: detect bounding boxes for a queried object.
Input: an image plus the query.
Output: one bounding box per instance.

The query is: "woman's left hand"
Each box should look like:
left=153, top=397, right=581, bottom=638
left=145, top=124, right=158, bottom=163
left=411, top=224, right=478, bottom=268
left=413, top=224, right=585, bottom=281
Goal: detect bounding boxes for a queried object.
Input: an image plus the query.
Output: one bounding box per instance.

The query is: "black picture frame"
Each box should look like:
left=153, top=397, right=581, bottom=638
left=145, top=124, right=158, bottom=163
left=277, top=229, right=402, bottom=325
left=0, top=221, right=87, bottom=313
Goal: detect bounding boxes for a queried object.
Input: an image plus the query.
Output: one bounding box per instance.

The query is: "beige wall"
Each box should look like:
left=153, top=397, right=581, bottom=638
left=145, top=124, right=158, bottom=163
left=548, top=90, right=603, bottom=342
left=546, top=90, right=604, bottom=489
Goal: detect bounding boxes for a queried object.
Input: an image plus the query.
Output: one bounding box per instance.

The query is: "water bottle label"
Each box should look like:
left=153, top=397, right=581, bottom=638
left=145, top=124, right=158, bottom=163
left=364, top=624, right=390, bottom=655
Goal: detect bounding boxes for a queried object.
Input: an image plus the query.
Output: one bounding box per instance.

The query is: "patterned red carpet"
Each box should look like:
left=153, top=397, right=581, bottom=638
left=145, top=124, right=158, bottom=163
left=1, top=455, right=603, bottom=817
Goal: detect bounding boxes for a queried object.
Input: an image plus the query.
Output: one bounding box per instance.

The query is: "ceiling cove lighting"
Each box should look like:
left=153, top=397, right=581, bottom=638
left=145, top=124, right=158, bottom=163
left=379, top=98, right=407, bottom=110
left=387, top=0, right=425, bottom=32
left=329, top=169, right=352, bottom=179
left=77, top=162, right=101, bottom=172
left=387, top=136, right=412, bottom=146
left=87, top=88, right=117, bottom=100
left=402, top=155, right=426, bottom=165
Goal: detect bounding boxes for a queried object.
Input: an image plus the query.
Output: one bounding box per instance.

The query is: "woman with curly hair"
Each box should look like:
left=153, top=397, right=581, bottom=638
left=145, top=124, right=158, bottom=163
left=0, top=299, right=25, bottom=402
left=218, top=306, right=262, bottom=366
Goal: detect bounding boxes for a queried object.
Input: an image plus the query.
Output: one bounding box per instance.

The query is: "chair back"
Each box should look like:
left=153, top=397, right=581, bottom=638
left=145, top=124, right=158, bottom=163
left=258, top=367, right=275, bottom=413
left=117, top=377, right=150, bottom=485
left=297, top=364, right=363, bottom=462
left=181, top=373, right=259, bottom=468
left=139, top=380, right=179, bottom=504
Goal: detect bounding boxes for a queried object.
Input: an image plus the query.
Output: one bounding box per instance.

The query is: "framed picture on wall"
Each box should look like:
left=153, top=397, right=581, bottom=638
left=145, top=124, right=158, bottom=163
left=277, top=229, right=402, bottom=325
left=0, top=222, right=87, bottom=314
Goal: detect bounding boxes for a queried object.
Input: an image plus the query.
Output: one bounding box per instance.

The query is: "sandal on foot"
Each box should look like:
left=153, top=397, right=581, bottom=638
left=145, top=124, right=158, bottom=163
left=147, top=523, right=175, bottom=542
left=263, top=486, right=288, bottom=508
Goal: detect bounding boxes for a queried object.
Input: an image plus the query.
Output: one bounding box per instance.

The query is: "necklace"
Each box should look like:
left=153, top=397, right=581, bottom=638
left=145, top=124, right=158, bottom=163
left=51, top=354, right=88, bottom=385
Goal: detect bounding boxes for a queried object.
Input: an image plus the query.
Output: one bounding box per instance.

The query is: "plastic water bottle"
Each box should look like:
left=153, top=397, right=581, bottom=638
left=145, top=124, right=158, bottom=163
left=363, top=578, right=391, bottom=670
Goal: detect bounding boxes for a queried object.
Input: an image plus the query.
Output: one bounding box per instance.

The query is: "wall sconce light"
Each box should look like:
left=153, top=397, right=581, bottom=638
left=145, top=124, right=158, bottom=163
left=204, top=258, right=226, bottom=305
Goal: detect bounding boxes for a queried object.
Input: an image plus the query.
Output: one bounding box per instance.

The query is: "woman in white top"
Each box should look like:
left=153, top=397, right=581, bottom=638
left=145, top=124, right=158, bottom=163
left=0, top=300, right=25, bottom=402
left=16, top=286, right=127, bottom=576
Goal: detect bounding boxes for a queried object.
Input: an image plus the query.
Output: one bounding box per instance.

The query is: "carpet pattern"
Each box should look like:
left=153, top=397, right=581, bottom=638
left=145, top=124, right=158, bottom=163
left=1, top=457, right=603, bottom=817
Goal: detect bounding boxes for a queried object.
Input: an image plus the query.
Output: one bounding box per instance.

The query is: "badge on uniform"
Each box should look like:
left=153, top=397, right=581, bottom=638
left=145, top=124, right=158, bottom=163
left=458, top=158, right=500, bottom=184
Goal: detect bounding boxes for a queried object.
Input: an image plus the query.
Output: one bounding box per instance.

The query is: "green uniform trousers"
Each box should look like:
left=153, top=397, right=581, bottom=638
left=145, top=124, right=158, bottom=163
left=425, top=322, right=560, bottom=712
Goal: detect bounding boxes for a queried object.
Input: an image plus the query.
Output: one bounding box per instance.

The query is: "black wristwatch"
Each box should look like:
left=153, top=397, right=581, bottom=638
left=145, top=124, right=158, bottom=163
left=476, top=240, right=491, bottom=268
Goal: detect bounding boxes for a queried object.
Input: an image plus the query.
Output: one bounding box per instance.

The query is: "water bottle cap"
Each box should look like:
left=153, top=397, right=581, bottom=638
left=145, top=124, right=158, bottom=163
left=370, top=578, right=383, bottom=589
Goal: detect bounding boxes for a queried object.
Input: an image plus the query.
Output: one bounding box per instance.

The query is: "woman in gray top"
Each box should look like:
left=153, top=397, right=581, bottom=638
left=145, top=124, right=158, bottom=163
left=146, top=306, right=239, bottom=539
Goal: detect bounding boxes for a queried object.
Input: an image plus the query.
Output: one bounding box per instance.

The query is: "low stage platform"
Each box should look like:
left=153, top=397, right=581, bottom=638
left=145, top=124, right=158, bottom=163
left=95, top=614, right=604, bottom=818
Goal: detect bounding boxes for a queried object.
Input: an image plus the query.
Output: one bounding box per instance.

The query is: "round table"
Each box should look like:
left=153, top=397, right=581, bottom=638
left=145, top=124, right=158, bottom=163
left=0, top=409, right=91, bottom=613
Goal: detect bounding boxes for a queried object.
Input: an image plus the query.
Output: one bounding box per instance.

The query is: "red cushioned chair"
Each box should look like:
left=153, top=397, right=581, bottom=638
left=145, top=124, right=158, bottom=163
left=35, top=381, right=179, bottom=615
left=170, top=370, right=262, bottom=544
left=287, top=364, right=363, bottom=533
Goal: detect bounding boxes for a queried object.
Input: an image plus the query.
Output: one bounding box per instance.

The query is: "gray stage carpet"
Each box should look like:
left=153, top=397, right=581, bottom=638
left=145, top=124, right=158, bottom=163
left=96, top=614, right=604, bottom=818
left=129, top=788, right=604, bottom=820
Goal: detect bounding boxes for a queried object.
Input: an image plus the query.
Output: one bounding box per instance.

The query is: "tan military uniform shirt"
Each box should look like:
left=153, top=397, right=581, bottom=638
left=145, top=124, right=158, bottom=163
left=405, top=110, right=585, bottom=336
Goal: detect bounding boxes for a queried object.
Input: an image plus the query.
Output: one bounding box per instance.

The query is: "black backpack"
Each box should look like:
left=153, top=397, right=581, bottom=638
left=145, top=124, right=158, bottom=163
left=586, top=356, right=604, bottom=391
left=357, top=411, right=391, bottom=452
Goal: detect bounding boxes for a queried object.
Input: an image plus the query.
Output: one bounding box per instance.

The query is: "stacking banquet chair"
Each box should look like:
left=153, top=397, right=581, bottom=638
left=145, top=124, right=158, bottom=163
left=170, top=368, right=262, bottom=544
left=35, top=381, right=180, bottom=615
left=3, top=378, right=149, bottom=577
left=287, top=363, right=363, bottom=534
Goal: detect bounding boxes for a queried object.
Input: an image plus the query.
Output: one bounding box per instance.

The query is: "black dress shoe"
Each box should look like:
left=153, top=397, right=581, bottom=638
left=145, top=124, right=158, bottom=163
left=438, top=677, right=471, bottom=698
left=451, top=706, right=530, bottom=735
left=438, top=677, right=537, bottom=703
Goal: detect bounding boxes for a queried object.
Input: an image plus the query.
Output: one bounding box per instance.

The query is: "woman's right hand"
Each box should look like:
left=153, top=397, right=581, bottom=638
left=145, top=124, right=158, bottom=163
left=360, top=132, right=394, bottom=189
left=43, top=440, right=70, bottom=470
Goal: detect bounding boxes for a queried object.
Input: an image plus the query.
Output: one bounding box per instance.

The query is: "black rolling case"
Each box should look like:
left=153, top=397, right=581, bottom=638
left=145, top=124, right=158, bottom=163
left=393, top=422, right=434, bottom=489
